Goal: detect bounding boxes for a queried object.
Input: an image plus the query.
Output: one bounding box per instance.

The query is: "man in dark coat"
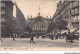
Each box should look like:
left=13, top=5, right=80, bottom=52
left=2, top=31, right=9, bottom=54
left=30, top=33, right=34, bottom=44
left=67, top=30, right=73, bottom=43
left=50, top=33, right=53, bottom=40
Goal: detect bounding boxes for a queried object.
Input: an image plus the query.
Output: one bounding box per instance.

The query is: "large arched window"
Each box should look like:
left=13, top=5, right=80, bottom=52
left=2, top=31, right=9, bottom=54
left=33, top=20, right=45, bottom=30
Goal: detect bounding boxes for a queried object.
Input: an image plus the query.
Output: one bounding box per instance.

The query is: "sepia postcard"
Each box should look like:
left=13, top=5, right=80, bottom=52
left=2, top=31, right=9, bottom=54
left=0, top=0, right=80, bottom=51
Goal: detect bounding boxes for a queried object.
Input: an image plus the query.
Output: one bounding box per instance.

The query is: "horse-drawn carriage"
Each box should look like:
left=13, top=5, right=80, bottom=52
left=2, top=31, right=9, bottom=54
left=65, top=33, right=74, bottom=42
left=65, top=32, right=79, bottom=43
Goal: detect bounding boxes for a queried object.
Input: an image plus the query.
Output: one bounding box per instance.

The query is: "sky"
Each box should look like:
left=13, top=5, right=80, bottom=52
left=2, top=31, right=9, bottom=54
left=13, top=0, right=59, bottom=20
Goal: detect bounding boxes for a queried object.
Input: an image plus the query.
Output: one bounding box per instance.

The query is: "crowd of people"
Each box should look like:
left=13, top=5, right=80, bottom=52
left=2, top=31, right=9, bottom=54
left=28, top=30, right=79, bottom=44
left=0, top=30, right=78, bottom=43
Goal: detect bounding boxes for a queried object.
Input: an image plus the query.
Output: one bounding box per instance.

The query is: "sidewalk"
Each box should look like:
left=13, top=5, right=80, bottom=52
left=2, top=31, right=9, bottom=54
left=1, top=37, right=79, bottom=48
left=0, top=37, right=79, bottom=51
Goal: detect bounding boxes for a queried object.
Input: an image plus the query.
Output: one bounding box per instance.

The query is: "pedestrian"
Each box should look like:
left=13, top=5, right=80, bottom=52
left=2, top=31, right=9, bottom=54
left=68, top=30, right=73, bottom=43
left=42, top=35, right=44, bottom=39
left=51, top=34, right=54, bottom=40
left=50, top=33, right=53, bottom=40
left=56, top=33, right=59, bottom=39
left=36, top=34, right=39, bottom=38
left=0, top=39, right=2, bottom=42
left=30, top=33, right=34, bottom=44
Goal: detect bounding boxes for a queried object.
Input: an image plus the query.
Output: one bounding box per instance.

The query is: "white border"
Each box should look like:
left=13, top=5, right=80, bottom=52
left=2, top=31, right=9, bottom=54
left=0, top=0, right=80, bottom=53
left=79, top=0, right=80, bottom=51
left=0, top=51, right=80, bottom=54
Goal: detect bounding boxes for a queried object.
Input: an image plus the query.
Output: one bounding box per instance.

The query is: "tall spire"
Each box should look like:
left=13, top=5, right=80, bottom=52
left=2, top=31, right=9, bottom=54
left=38, top=6, right=40, bottom=16
left=39, top=6, right=40, bottom=12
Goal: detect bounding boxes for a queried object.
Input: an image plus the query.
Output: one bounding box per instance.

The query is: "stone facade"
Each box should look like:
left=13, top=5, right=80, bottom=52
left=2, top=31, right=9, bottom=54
left=11, top=3, right=28, bottom=38
left=15, top=4, right=27, bottom=33
left=27, top=16, right=51, bottom=35
left=52, top=1, right=79, bottom=33
left=1, top=1, right=28, bottom=38
left=1, top=1, right=14, bottom=38
left=70, top=1, right=79, bottom=32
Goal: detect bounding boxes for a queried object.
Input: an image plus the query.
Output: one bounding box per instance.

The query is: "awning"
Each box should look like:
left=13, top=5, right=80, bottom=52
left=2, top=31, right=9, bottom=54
left=61, top=30, right=68, bottom=34
left=70, top=28, right=76, bottom=33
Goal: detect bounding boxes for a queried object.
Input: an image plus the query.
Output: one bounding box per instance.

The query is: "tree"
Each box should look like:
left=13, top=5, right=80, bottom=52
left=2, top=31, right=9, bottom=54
left=47, top=15, right=68, bottom=37
left=55, top=19, right=68, bottom=37
left=47, top=20, right=58, bottom=33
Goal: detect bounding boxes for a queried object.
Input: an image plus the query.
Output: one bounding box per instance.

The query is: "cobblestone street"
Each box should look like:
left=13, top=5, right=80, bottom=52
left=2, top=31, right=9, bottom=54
left=1, top=37, right=79, bottom=51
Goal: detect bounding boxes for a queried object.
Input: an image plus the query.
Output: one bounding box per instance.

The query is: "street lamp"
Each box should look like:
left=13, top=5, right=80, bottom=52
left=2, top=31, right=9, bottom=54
left=13, top=31, right=15, bottom=41
left=12, top=18, right=15, bottom=41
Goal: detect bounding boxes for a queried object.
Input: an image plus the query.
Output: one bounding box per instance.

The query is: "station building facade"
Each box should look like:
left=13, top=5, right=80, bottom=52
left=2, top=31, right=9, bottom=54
left=27, top=16, right=51, bottom=35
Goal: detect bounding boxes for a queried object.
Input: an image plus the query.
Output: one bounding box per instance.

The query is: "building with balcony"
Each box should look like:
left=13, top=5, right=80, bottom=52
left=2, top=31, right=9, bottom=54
left=70, top=1, right=79, bottom=31
left=1, top=1, right=14, bottom=38
left=51, top=1, right=79, bottom=35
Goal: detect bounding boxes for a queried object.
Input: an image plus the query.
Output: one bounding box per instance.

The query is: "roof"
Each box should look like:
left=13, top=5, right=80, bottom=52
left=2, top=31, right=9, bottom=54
left=27, top=15, right=51, bottom=20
